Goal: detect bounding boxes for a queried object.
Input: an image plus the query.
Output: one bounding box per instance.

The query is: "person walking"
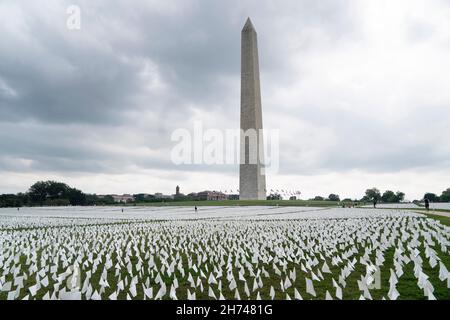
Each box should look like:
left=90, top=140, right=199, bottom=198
left=373, top=199, right=377, bottom=208
left=424, top=198, right=430, bottom=211
left=195, top=206, right=198, bottom=213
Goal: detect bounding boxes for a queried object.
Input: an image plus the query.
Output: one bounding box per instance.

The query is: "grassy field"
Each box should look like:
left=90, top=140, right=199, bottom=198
left=1, top=216, right=448, bottom=300
left=1, top=208, right=448, bottom=300
left=421, top=212, right=450, bottom=226
left=415, top=208, right=450, bottom=215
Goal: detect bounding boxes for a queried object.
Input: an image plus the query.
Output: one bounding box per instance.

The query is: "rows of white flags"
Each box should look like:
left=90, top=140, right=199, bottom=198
left=0, top=208, right=449, bottom=300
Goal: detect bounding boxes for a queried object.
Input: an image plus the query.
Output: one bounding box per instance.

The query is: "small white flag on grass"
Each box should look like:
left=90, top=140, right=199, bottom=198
left=29, top=284, right=38, bottom=296
left=322, top=262, right=331, bottom=274
left=42, top=291, right=50, bottom=300
left=305, top=278, right=316, bottom=297
left=439, top=262, right=449, bottom=282
left=208, top=273, right=217, bottom=285
left=388, top=286, right=400, bottom=300
left=90, top=290, right=101, bottom=300
left=155, top=283, right=166, bottom=300
left=426, top=288, right=436, bottom=300
left=129, top=283, right=137, bottom=297
left=429, top=256, right=438, bottom=269
left=389, top=269, right=398, bottom=287
left=417, top=271, right=429, bottom=290
left=244, top=282, right=250, bottom=297
left=284, top=277, right=292, bottom=290
left=208, top=287, right=217, bottom=300
left=229, top=279, right=237, bottom=291
left=187, top=289, right=196, bottom=300
left=7, top=290, right=17, bottom=300
left=108, top=291, right=117, bottom=300
left=143, top=286, right=153, bottom=299
left=41, top=276, right=49, bottom=288
left=169, top=284, right=177, bottom=300
left=335, top=286, right=343, bottom=300
left=363, top=288, right=372, bottom=300
left=294, top=288, right=303, bottom=300
left=252, top=278, right=258, bottom=292
left=311, top=271, right=320, bottom=282
left=289, top=269, right=296, bottom=282
left=234, top=288, right=241, bottom=300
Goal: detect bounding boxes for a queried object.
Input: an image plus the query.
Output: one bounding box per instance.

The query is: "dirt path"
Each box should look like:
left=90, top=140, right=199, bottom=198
left=422, top=211, right=450, bottom=218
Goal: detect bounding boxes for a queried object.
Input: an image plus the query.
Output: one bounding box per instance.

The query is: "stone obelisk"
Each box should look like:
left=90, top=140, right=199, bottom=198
left=239, top=18, right=266, bottom=200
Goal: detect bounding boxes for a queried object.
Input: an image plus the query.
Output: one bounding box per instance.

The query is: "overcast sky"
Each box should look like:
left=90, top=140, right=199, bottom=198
left=1, top=0, right=450, bottom=200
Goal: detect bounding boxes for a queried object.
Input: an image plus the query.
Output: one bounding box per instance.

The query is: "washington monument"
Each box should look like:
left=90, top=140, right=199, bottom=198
left=239, top=18, right=267, bottom=200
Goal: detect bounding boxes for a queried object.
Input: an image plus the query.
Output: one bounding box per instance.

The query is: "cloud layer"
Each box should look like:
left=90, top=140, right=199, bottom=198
left=1, top=0, right=450, bottom=200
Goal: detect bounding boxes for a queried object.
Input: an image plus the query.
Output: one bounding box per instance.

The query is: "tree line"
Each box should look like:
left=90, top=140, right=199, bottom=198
left=1, top=181, right=449, bottom=207
left=0, top=181, right=114, bottom=207
left=309, top=187, right=450, bottom=203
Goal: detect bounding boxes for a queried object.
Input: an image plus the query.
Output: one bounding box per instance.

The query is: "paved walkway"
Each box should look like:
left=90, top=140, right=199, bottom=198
left=421, top=211, right=450, bottom=218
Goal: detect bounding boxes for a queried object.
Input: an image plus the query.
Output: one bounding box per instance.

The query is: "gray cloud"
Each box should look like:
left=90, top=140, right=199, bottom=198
left=0, top=0, right=449, bottom=199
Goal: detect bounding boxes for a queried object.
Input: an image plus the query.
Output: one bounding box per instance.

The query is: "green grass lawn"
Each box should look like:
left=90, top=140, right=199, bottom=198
left=415, top=208, right=450, bottom=215
left=1, top=208, right=448, bottom=300
left=2, top=221, right=448, bottom=300
left=420, top=212, right=450, bottom=226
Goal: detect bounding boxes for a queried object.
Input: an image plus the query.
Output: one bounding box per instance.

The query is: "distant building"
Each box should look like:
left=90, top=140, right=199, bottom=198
left=196, top=191, right=228, bottom=201
left=111, top=194, right=134, bottom=203
left=154, top=193, right=174, bottom=200
left=133, top=193, right=154, bottom=202
left=186, top=192, right=197, bottom=200
left=228, top=194, right=240, bottom=200
left=174, top=185, right=186, bottom=200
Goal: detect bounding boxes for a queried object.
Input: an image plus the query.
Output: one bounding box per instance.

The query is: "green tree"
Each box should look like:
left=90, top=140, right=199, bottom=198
left=28, top=180, right=87, bottom=206
left=267, top=193, right=282, bottom=200
left=365, top=188, right=381, bottom=201
left=381, top=190, right=396, bottom=203
left=28, top=181, right=51, bottom=205
left=381, top=190, right=405, bottom=203
left=440, top=188, right=450, bottom=202
left=395, top=191, right=405, bottom=202
left=46, top=181, right=71, bottom=199
left=328, top=194, right=340, bottom=202
left=424, top=193, right=439, bottom=202
left=68, top=188, right=86, bottom=206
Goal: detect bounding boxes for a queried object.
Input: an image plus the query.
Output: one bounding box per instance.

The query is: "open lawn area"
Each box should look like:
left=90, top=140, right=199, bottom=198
left=133, top=200, right=341, bottom=207
left=0, top=206, right=448, bottom=300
